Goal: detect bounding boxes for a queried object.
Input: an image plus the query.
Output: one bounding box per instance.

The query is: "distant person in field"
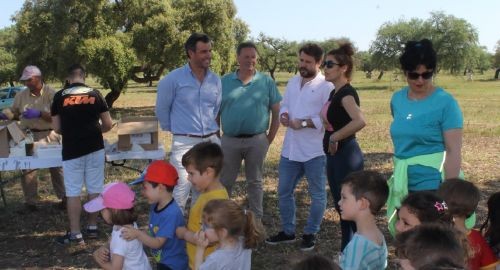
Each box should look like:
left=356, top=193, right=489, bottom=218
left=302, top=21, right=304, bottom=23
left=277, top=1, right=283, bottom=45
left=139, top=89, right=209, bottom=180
left=265, top=43, right=332, bottom=251
left=52, top=64, right=113, bottom=245
left=321, top=42, right=366, bottom=250
left=386, top=39, right=464, bottom=235
left=155, top=33, right=222, bottom=212
left=219, top=41, right=282, bottom=220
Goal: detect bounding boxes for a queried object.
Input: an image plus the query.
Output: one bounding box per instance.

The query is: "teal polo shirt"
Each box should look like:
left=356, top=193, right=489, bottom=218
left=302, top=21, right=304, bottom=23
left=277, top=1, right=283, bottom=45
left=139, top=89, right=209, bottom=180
left=220, top=71, right=282, bottom=136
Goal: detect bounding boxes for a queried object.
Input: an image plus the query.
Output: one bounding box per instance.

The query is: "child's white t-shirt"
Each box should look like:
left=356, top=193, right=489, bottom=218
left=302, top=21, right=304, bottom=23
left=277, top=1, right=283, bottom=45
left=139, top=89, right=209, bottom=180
left=110, top=223, right=152, bottom=270
left=200, top=237, right=251, bottom=270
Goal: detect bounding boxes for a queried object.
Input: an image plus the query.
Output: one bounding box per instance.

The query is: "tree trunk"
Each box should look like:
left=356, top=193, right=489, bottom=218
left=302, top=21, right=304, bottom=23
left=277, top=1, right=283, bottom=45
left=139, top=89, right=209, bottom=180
left=9, top=80, right=14, bottom=87
left=495, top=68, right=500, bottom=79
left=104, top=90, right=121, bottom=108
left=270, top=69, right=275, bottom=80
left=377, top=70, right=384, bottom=80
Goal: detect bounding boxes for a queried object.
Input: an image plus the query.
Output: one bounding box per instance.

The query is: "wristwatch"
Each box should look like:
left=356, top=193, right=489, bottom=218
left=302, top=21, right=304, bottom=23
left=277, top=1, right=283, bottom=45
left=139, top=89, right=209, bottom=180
left=301, top=120, right=307, bottom=128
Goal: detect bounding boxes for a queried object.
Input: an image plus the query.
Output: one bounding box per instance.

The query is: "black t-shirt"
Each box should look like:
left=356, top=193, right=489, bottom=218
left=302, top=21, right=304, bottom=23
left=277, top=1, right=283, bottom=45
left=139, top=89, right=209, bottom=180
left=51, top=83, right=109, bottom=161
left=322, top=84, right=360, bottom=153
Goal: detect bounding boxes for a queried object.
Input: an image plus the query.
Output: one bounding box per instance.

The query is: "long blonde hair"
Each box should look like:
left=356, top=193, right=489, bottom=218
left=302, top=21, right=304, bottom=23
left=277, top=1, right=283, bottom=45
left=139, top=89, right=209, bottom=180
left=203, top=199, right=265, bottom=249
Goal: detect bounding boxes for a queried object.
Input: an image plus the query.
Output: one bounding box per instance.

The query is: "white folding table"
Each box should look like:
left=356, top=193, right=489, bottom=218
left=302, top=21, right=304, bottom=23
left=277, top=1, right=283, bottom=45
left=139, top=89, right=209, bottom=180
left=0, top=145, right=166, bottom=206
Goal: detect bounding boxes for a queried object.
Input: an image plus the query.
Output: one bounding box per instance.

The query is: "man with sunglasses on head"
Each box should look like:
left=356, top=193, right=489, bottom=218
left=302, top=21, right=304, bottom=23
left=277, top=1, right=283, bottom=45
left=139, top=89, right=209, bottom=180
left=265, top=43, right=332, bottom=251
left=218, top=41, right=282, bottom=222
left=0, top=65, right=65, bottom=212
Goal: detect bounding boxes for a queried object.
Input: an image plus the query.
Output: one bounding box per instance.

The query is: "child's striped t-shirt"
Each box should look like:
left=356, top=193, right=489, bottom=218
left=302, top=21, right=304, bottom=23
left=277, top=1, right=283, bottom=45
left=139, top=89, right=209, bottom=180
left=340, top=233, right=388, bottom=270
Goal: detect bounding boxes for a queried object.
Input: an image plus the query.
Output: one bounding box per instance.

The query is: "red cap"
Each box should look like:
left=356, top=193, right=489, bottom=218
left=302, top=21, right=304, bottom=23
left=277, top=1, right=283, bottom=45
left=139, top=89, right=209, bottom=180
left=144, top=160, right=178, bottom=186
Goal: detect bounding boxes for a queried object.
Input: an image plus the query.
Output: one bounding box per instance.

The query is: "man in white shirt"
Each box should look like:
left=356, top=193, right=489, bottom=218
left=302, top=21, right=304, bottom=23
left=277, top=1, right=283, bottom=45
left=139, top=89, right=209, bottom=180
left=265, top=43, right=333, bottom=251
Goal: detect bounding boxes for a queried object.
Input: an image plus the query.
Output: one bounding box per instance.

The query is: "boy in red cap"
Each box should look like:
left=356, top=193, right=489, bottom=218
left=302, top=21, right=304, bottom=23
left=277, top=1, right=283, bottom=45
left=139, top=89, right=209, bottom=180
left=121, top=160, right=188, bottom=270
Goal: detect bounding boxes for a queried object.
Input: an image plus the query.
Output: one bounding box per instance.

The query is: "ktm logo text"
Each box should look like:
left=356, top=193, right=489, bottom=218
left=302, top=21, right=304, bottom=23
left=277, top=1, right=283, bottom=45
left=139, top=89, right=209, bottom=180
left=63, top=95, right=95, bottom=106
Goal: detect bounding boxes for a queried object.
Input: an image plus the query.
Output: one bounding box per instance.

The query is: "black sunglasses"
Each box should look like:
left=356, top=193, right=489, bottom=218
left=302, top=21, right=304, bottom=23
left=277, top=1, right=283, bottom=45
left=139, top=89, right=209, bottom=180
left=406, top=71, right=433, bottom=80
left=322, top=60, right=340, bottom=69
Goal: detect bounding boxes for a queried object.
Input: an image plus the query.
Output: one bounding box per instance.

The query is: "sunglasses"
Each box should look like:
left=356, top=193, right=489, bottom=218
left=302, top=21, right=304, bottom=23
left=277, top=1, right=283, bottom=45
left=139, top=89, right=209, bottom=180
left=322, top=60, right=341, bottom=69
left=406, top=71, right=433, bottom=80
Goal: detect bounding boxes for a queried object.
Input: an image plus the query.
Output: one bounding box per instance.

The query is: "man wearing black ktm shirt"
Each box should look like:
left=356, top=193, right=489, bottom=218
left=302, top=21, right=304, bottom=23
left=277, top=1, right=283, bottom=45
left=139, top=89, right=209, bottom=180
left=51, top=64, right=113, bottom=245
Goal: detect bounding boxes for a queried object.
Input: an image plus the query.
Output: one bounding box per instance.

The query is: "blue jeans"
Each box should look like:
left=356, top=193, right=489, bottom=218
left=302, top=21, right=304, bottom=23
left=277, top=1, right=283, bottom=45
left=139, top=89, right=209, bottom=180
left=278, top=155, right=327, bottom=235
left=326, top=138, right=364, bottom=250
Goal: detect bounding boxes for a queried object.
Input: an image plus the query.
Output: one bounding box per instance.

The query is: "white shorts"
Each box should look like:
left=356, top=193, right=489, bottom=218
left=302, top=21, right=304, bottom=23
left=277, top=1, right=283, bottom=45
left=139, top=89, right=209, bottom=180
left=62, top=149, right=105, bottom=197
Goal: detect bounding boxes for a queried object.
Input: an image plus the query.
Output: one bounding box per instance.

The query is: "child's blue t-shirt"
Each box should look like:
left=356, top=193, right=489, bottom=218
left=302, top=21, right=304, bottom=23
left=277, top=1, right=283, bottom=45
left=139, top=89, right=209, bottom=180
left=390, top=87, right=463, bottom=191
left=149, top=199, right=188, bottom=270
left=340, top=233, right=388, bottom=270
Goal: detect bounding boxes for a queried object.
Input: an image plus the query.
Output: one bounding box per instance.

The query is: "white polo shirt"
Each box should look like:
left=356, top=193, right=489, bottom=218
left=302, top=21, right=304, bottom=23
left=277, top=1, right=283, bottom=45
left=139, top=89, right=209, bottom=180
left=279, top=73, right=333, bottom=162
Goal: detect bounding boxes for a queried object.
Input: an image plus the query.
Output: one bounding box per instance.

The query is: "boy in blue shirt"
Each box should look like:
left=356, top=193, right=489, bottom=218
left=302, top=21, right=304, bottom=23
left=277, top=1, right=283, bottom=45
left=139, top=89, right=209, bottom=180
left=338, top=171, right=389, bottom=270
left=121, top=160, right=188, bottom=270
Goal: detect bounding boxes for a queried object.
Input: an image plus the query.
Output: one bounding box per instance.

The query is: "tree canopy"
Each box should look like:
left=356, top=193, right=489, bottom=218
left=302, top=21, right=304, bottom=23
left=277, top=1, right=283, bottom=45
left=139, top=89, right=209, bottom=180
left=370, top=12, right=483, bottom=76
left=11, top=0, right=244, bottom=107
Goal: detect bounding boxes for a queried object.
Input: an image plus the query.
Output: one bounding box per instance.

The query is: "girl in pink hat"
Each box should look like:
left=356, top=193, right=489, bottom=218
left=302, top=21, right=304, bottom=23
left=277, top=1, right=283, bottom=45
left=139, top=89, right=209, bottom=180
left=84, top=182, right=151, bottom=270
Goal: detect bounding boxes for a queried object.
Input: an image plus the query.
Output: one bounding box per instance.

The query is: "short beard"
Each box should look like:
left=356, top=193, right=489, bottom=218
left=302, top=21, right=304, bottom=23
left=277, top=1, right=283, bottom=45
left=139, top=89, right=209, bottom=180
left=299, top=67, right=317, bottom=79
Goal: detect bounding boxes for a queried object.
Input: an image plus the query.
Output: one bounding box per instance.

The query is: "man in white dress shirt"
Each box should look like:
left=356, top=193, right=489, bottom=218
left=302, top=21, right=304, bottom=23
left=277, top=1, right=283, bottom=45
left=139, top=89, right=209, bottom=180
left=265, top=43, right=333, bottom=251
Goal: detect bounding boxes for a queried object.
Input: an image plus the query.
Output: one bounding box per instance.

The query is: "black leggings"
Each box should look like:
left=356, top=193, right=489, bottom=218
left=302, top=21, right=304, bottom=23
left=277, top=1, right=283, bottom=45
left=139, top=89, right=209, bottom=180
left=326, top=138, right=364, bottom=251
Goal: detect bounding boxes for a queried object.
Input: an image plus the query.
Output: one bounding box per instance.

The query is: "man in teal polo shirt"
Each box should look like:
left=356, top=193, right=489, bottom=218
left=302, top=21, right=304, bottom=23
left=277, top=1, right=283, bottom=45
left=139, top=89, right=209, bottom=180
left=219, top=42, right=282, bottom=219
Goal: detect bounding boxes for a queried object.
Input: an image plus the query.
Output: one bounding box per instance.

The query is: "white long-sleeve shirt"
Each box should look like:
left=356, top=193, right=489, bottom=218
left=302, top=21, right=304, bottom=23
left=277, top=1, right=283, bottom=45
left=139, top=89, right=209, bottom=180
left=279, top=73, right=333, bottom=162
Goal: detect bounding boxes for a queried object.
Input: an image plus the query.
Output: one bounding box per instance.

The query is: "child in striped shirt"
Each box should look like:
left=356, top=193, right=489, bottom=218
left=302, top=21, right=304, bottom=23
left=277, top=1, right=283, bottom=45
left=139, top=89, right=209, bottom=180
left=338, top=171, right=389, bottom=270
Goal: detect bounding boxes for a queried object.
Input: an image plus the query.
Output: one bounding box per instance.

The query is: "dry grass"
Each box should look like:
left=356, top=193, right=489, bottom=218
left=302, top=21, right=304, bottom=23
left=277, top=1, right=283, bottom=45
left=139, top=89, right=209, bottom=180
left=0, top=70, right=498, bottom=269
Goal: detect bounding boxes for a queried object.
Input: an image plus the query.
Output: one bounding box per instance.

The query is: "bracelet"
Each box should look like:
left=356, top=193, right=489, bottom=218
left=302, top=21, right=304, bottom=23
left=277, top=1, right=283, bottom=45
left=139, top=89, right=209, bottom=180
left=329, top=137, right=336, bottom=143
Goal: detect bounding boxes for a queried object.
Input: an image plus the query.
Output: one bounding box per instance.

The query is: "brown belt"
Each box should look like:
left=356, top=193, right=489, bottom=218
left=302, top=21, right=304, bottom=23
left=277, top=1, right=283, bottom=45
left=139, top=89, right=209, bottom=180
left=173, top=131, right=218, bottom=139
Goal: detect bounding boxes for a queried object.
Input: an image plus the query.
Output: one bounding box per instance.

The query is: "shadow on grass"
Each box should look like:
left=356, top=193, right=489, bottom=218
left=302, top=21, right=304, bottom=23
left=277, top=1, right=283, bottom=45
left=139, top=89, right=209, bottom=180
left=109, top=106, right=155, bottom=118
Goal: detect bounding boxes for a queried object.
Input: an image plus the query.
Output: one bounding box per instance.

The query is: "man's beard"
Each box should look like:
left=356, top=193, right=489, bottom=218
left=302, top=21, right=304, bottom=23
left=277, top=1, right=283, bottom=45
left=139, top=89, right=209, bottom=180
left=299, top=67, right=317, bottom=78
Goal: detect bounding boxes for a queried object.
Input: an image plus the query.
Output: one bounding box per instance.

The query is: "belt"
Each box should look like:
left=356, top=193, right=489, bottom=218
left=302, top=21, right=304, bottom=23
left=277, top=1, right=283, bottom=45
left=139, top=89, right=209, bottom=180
left=173, top=131, right=218, bottom=139
left=233, top=133, right=260, bottom=138
left=31, top=129, right=52, bottom=132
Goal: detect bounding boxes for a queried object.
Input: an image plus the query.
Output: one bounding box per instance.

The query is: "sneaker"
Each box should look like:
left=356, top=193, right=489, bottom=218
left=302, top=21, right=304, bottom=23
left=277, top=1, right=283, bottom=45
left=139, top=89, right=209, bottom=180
left=55, top=232, right=85, bottom=245
left=300, top=234, right=315, bottom=251
left=85, top=227, right=99, bottom=239
left=265, top=231, right=296, bottom=245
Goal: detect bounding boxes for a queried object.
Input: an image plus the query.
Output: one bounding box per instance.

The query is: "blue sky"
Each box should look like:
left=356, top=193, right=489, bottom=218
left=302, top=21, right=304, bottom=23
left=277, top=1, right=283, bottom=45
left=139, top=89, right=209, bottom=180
left=2, top=0, right=498, bottom=52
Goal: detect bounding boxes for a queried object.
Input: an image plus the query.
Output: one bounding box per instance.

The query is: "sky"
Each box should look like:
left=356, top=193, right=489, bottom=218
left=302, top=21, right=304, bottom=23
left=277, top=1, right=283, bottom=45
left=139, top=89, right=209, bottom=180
left=2, top=0, right=498, bottom=52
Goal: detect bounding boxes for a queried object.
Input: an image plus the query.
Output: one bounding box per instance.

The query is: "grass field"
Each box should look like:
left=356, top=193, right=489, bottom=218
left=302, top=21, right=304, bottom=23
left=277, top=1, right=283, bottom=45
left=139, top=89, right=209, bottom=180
left=0, top=70, right=498, bottom=269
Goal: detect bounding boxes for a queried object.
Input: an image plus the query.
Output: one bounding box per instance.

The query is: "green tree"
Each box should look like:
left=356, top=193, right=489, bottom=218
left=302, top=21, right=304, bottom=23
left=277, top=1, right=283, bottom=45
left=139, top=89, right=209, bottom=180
left=466, top=46, right=492, bottom=74
left=355, top=51, right=374, bottom=77
left=12, top=0, right=244, bottom=107
left=172, top=0, right=238, bottom=74
left=425, top=11, right=479, bottom=74
left=78, top=35, right=136, bottom=106
left=369, top=12, right=480, bottom=77
left=255, top=33, right=297, bottom=80
left=233, top=18, right=250, bottom=46
left=494, top=41, right=500, bottom=68
left=370, top=18, right=427, bottom=79
left=0, top=27, right=17, bottom=86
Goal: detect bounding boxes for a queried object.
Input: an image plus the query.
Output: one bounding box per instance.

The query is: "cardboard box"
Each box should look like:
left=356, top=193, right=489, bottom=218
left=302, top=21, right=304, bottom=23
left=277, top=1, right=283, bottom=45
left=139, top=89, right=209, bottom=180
left=0, top=122, right=26, bottom=157
left=117, top=116, right=158, bottom=151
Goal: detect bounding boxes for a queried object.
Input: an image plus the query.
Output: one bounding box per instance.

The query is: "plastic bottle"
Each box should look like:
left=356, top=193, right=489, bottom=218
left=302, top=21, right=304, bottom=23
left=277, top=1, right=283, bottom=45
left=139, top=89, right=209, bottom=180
left=25, top=129, right=34, bottom=156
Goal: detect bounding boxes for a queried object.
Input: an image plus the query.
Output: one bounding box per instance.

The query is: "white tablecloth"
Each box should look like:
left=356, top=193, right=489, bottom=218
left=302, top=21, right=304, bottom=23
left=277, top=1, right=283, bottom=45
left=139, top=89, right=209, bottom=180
left=0, top=145, right=166, bottom=171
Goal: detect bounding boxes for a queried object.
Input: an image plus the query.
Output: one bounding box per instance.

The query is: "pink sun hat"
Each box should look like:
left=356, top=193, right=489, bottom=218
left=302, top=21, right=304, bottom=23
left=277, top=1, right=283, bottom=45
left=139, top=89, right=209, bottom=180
left=19, top=65, right=42, bottom=81
left=84, top=182, right=135, bottom=213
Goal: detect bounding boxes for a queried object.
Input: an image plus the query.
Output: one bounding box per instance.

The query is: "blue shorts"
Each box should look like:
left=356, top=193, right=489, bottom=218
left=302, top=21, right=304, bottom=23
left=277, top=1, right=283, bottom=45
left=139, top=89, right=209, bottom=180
left=62, top=149, right=105, bottom=197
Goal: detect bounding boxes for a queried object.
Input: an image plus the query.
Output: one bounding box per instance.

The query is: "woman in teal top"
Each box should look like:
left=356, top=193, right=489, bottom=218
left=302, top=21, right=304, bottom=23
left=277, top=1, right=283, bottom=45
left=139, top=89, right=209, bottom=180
left=387, top=39, right=464, bottom=236
left=390, top=39, right=463, bottom=192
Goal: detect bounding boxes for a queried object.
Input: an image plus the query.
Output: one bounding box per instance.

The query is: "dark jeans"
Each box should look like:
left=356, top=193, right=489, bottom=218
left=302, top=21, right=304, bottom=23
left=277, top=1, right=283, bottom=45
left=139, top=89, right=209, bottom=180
left=326, top=138, right=364, bottom=251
